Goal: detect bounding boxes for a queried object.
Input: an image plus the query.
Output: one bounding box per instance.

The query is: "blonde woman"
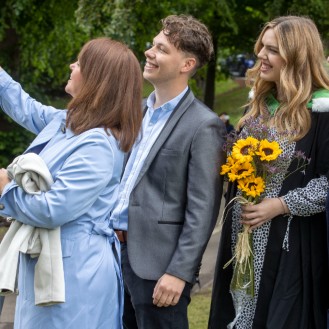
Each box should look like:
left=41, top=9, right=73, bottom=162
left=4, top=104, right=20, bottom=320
left=209, top=16, right=329, bottom=329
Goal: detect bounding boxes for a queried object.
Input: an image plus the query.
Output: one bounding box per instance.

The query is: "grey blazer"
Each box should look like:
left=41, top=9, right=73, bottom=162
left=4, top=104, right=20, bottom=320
left=127, top=89, right=226, bottom=283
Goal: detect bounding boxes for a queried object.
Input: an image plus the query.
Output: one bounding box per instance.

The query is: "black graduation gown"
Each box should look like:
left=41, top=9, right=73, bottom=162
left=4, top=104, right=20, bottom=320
left=208, top=111, right=329, bottom=329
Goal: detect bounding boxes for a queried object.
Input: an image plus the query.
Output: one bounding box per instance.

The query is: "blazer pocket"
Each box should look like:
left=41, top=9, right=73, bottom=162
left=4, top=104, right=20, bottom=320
left=158, top=220, right=184, bottom=225
left=158, top=148, right=182, bottom=156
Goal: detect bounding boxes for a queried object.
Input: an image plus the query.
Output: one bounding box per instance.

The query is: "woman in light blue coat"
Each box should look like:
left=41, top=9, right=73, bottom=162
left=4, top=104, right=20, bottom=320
left=0, top=38, right=143, bottom=329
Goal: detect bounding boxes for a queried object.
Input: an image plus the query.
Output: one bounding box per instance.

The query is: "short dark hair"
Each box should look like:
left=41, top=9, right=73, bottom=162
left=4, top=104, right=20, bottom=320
left=161, top=15, right=214, bottom=69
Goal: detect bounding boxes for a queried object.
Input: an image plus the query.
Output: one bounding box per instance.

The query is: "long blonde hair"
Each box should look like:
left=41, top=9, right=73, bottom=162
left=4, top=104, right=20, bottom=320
left=238, top=16, right=329, bottom=140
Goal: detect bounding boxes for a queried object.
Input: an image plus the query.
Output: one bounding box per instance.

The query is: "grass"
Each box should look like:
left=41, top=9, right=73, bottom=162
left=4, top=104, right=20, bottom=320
left=215, top=78, right=241, bottom=94
left=143, top=80, right=154, bottom=98
left=214, top=79, right=250, bottom=127
left=188, top=289, right=212, bottom=329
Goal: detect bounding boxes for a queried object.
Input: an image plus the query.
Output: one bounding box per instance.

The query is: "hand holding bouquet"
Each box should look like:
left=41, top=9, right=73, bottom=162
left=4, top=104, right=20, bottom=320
left=221, top=117, right=309, bottom=301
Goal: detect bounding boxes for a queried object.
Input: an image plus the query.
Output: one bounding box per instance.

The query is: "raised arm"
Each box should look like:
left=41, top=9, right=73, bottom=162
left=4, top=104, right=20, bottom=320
left=0, top=68, right=62, bottom=134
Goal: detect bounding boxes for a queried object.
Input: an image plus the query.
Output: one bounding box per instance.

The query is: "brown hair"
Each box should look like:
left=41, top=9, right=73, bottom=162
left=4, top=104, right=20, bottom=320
left=161, top=15, right=213, bottom=69
left=239, top=16, right=329, bottom=140
left=66, top=38, right=143, bottom=152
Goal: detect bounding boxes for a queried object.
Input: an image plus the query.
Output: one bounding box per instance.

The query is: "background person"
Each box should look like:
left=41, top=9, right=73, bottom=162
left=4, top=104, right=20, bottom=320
left=218, top=111, right=235, bottom=134
left=209, top=16, right=329, bottom=329
left=110, top=14, right=226, bottom=329
left=0, top=37, right=143, bottom=329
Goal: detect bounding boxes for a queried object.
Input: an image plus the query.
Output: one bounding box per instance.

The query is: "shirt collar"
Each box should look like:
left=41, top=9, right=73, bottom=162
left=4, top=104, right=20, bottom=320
left=146, top=86, right=188, bottom=112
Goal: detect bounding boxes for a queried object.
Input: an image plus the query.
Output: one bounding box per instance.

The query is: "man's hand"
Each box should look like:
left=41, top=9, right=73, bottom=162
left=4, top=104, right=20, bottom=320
left=152, top=273, right=186, bottom=307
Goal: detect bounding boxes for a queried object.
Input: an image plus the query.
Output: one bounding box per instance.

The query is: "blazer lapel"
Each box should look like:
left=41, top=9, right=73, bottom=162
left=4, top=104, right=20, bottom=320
left=133, top=88, right=195, bottom=188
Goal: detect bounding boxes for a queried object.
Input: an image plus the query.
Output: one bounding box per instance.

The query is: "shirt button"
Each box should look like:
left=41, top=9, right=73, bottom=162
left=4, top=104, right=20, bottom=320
left=61, top=125, right=66, bottom=133
left=0, top=204, right=5, bottom=210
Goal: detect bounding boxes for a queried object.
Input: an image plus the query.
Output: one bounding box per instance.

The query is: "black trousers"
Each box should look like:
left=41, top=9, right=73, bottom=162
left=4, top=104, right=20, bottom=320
left=121, top=243, right=192, bottom=329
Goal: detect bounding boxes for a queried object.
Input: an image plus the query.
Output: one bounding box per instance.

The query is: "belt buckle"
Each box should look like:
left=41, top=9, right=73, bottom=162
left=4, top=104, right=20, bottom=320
left=115, top=230, right=127, bottom=243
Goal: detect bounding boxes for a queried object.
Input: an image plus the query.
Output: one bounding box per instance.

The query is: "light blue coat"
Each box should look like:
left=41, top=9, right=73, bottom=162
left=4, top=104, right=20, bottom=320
left=0, top=70, right=123, bottom=329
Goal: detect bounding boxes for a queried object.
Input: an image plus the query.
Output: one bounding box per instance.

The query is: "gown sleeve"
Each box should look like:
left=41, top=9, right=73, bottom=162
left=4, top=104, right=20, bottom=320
left=283, top=175, right=328, bottom=216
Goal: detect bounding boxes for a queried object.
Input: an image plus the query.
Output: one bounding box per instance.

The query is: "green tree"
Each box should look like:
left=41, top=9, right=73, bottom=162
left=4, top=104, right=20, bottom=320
left=75, top=0, right=238, bottom=109
left=1, top=0, right=329, bottom=166
left=0, top=0, right=88, bottom=166
left=225, top=0, right=329, bottom=52
left=0, top=0, right=88, bottom=98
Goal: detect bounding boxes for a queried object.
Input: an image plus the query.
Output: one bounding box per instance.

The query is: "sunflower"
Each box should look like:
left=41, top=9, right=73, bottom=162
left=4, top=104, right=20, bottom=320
left=238, top=175, right=265, bottom=198
left=220, top=156, right=235, bottom=175
left=232, top=137, right=259, bottom=162
left=227, top=160, right=254, bottom=182
left=255, top=139, right=282, bottom=161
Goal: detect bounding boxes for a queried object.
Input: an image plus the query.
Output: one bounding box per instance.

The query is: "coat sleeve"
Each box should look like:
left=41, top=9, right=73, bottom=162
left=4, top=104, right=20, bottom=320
left=0, top=132, right=118, bottom=228
left=0, top=69, right=61, bottom=134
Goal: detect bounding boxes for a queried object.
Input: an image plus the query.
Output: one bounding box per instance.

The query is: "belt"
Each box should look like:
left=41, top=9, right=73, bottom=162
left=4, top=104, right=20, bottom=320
left=114, top=230, right=128, bottom=243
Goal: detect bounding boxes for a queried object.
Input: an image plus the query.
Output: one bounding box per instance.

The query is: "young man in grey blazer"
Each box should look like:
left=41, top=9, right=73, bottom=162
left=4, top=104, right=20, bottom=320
left=111, top=14, right=226, bottom=329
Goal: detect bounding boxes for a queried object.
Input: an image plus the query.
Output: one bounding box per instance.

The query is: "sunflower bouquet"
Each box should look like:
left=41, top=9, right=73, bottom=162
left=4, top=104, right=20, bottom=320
left=220, top=117, right=309, bottom=304
left=222, top=136, right=282, bottom=201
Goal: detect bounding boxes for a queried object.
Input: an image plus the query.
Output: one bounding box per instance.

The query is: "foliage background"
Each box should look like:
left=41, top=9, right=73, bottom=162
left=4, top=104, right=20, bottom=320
left=0, top=0, right=329, bottom=166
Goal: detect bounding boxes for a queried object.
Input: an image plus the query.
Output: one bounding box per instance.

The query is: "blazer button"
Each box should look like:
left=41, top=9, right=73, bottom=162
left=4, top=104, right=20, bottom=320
left=0, top=204, right=4, bottom=210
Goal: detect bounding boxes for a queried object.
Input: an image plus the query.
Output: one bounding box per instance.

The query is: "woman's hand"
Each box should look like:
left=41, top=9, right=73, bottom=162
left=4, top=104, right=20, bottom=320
left=240, top=197, right=288, bottom=231
left=0, top=168, right=10, bottom=195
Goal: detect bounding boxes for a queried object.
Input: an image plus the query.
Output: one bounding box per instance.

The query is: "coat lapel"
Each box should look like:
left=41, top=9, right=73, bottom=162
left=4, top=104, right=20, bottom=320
left=25, top=119, right=64, bottom=153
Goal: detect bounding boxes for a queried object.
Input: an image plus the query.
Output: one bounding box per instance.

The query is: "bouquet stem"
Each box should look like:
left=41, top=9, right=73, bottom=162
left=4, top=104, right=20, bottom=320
left=224, top=224, right=254, bottom=297
left=231, top=224, right=254, bottom=297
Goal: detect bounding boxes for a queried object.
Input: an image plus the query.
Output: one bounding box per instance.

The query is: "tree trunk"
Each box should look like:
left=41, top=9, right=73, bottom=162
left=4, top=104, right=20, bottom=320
left=203, top=36, right=218, bottom=110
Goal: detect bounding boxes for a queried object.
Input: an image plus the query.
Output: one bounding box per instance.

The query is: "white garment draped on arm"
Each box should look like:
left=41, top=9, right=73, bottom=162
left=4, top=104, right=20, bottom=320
left=0, top=153, right=65, bottom=306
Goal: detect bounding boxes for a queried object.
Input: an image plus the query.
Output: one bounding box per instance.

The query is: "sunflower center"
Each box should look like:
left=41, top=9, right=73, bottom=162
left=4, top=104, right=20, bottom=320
left=263, top=148, right=273, bottom=155
left=241, top=145, right=251, bottom=155
left=247, top=182, right=256, bottom=189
